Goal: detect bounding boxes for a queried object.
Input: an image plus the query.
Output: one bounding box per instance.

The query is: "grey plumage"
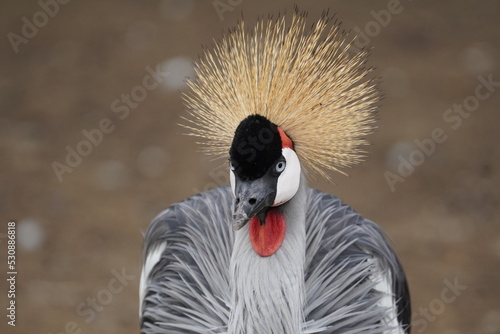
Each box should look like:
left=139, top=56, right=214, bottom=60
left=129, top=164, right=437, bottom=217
left=140, top=185, right=411, bottom=333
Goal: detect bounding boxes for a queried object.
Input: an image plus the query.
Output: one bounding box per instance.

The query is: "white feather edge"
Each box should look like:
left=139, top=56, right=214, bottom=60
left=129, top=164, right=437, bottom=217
left=372, top=261, right=405, bottom=334
left=139, top=242, right=167, bottom=316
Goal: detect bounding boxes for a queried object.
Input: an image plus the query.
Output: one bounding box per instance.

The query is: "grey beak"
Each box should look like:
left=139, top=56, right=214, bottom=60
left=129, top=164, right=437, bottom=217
left=232, top=177, right=276, bottom=230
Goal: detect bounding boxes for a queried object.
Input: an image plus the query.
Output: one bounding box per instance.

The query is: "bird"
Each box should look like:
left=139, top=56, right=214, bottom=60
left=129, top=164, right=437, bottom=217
left=139, top=9, right=411, bottom=334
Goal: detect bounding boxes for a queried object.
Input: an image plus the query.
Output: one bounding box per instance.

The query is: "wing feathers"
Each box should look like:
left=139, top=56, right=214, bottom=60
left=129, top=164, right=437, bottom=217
left=140, top=186, right=410, bottom=333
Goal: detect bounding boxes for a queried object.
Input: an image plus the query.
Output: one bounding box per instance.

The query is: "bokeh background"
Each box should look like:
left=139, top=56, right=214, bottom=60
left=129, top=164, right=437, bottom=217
left=1, top=0, right=499, bottom=333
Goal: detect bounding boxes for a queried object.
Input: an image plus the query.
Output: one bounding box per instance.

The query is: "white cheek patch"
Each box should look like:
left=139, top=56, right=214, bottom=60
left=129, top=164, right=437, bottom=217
left=230, top=169, right=236, bottom=196
left=273, top=148, right=301, bottom=206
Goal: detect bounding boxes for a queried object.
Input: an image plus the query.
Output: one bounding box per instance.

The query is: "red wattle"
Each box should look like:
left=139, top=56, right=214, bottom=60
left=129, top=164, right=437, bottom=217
left=249, top=209, right=286, bottom=257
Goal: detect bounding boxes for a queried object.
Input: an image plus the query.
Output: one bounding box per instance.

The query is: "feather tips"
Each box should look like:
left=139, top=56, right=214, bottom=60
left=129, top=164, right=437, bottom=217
left=182, top=10, right=379, bottom=179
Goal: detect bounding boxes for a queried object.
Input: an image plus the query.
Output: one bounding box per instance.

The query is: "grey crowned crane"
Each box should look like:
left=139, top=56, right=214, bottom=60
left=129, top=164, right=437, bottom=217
left=140, top=10, right=411, bottom=334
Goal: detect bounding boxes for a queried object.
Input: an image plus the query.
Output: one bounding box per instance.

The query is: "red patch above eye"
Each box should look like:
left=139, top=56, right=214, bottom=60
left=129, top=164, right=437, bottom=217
left=249, top=209, right=286, bottom=257
left=277, top=127, right=293, bottom=149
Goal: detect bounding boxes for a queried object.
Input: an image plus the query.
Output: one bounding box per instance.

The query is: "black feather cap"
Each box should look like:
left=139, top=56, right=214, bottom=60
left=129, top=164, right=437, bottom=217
left=229, top=115, right=283, bottom=181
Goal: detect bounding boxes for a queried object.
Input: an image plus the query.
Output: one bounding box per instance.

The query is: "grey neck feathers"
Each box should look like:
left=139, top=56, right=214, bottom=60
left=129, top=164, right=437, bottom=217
left=228, top=176, right=307, bottom=334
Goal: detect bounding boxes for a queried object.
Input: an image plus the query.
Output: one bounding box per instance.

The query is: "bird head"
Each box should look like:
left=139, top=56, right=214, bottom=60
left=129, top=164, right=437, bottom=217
left=182, top=9, right=380, bottom=233
left=229, top=115, right=301, bottom=230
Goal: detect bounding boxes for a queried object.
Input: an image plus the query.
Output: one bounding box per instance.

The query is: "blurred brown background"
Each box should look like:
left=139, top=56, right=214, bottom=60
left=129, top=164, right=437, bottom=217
left=1, top=0, right=499, bottom=333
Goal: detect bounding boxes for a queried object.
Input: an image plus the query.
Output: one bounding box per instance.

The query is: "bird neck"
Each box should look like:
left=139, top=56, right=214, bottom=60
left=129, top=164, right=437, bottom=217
left=228, top=176, right=307, bottom=334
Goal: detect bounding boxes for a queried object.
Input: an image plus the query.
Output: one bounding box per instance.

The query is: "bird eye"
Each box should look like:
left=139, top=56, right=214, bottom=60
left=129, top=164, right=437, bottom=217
left=275, top=160, right=286, bottom=173
left=229, top=160, right=236, bottom=171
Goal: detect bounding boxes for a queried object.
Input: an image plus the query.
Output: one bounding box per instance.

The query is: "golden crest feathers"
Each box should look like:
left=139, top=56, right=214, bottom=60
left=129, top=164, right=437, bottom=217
left=182, top=10, right=380, bottom=180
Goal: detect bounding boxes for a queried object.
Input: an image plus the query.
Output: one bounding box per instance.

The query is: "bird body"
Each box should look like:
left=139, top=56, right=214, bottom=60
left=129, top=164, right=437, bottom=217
left=140, top=9, right=411, bottom=334
left=140, top=185, right=410, bottom=333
